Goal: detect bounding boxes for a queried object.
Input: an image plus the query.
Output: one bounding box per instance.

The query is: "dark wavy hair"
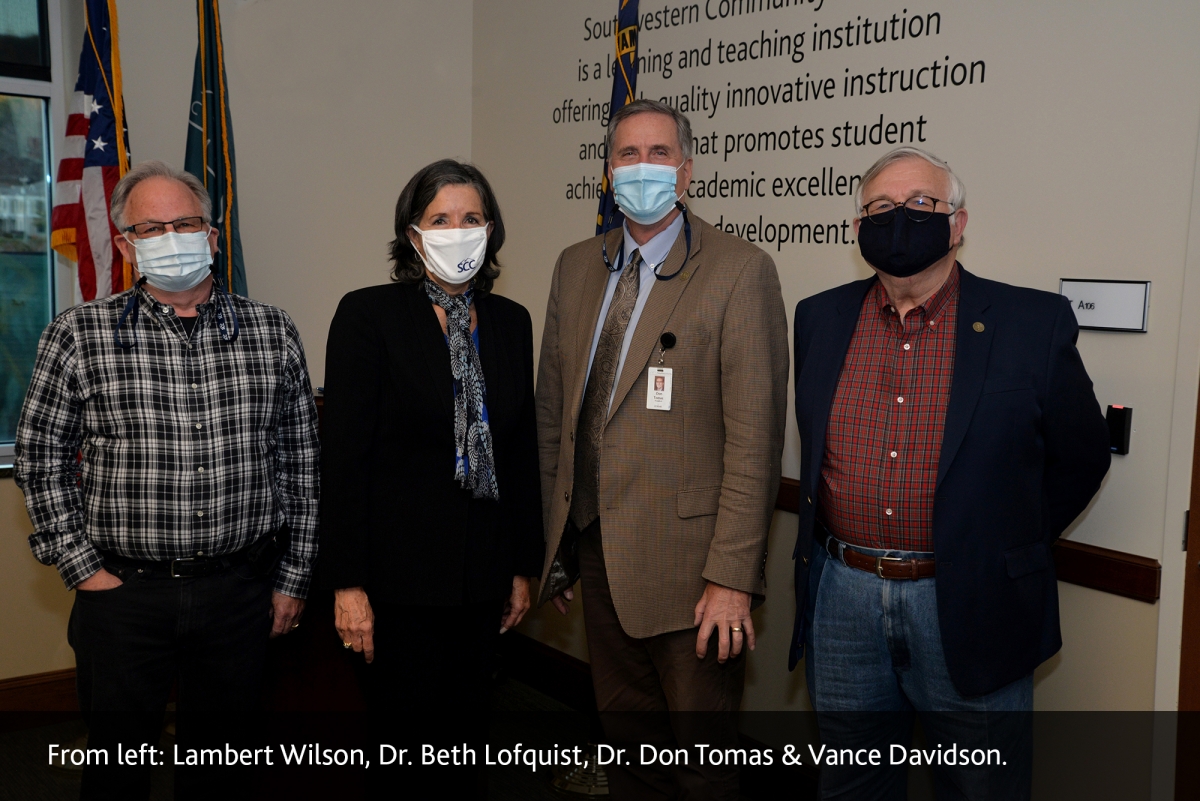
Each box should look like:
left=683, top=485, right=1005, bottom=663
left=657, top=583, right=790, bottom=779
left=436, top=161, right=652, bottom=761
left=388, top=159, right=504, bottom=295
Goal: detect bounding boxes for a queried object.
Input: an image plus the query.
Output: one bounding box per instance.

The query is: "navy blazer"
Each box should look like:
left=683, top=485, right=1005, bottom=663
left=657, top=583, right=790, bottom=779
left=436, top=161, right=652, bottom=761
left=790, top=266, right=1111, bottom=697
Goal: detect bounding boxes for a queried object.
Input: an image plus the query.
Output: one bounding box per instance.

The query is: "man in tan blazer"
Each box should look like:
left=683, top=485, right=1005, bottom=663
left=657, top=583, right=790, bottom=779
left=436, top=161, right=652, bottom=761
left=536, top=99, right=789, bottom=799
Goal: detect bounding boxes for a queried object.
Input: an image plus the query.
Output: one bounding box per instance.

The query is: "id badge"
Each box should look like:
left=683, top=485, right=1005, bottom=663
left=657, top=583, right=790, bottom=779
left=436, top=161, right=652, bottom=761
left=646, top=367, right=673, bottom=411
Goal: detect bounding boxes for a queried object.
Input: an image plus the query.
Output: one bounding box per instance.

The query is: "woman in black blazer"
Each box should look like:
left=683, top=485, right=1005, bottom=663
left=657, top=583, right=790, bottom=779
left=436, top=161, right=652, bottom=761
left=319, top=160, right=543, bottom=717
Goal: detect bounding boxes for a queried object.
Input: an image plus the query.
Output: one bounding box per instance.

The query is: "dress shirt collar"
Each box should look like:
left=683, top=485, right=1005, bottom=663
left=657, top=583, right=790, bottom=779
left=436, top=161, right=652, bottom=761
left=136, top=279, right=216, bottom=320
left=622, top=212, right=685, bottom=271
left=876, top=262, right=962, bottom=325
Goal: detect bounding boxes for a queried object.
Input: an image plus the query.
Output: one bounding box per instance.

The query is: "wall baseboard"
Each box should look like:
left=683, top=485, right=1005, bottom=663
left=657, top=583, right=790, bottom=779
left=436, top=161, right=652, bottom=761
left=775, top=477, right=1161, bottom=603
left=0, top=668, right=78, bottom=713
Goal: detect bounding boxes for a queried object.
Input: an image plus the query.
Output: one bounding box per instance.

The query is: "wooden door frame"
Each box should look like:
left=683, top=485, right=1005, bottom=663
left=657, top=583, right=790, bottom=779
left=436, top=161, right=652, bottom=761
left=1180, top=372, right=1200, bottom=711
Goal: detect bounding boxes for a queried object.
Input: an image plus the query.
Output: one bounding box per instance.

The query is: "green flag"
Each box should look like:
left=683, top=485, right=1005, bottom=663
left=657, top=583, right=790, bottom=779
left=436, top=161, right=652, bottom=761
left=184, top=0, right=246, bottom=296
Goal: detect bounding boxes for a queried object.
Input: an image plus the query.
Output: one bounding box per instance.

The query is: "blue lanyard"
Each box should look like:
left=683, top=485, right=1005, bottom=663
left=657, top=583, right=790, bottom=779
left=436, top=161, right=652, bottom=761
left=113, top=276, right=240, bottom=350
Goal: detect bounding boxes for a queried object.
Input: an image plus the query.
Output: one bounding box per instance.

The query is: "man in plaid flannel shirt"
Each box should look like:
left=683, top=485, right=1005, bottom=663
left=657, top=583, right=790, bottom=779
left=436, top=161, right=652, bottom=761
left=16, top=161, right=318, bottom=798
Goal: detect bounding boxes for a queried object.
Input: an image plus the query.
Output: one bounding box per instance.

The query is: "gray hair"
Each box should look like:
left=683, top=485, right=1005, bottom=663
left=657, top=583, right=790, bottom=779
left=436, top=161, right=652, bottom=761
left=606, top=99, right=693, bottom=163
left=110, top=160, right=213, bottom=230
left=854, top=146, right=966, bottom=215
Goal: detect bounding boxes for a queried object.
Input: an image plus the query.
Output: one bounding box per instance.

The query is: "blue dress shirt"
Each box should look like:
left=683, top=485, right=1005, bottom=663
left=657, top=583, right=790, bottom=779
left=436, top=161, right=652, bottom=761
left=583, top=213, right=685, bottom=413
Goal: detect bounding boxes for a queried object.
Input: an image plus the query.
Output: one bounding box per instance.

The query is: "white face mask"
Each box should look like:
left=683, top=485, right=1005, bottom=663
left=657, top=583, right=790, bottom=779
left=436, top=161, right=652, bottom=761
left=126, top=230, right=213, bottom=292
left=410, top=225, right=489, bottom=285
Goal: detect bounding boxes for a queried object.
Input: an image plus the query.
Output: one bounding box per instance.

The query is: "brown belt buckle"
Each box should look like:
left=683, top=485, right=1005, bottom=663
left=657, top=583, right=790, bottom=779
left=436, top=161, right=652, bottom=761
left=876, top=555, right=903, bottom=579
left=170, top=558, right=195, bottom=578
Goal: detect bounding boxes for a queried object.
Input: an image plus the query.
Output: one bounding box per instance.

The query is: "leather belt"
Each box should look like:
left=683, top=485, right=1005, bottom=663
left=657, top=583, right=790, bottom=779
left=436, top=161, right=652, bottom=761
left=99, top=547, right=253, bottom=580
left=815, top=522, right=936, bottom=580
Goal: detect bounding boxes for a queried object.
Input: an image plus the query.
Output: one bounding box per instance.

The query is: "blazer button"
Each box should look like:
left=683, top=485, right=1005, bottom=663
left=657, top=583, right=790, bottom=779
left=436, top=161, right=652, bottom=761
left=564, top=491, right=570, bottom=502
left=570, top=431, right=574, bottom=441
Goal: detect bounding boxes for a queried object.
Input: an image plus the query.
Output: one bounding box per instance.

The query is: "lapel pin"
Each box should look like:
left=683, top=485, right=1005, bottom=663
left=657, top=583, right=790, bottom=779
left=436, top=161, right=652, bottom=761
left=972, top=322, right=985, bottom=332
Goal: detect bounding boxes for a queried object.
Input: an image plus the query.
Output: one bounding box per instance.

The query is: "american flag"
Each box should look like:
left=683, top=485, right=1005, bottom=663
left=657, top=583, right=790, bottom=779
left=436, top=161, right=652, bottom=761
left=49, top=0, right=131, bottom=303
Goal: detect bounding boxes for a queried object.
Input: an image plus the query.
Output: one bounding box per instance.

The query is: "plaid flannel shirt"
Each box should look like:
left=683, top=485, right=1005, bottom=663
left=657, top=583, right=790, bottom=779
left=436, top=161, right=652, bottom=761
left=819, top=265, right=960, bottom=552
left=15, top=283, right=319, bottom=597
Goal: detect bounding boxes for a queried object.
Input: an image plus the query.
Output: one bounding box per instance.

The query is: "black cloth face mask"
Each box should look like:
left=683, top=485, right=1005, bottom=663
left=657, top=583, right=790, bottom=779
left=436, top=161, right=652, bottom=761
left=858, top=211, right=954, bottom=278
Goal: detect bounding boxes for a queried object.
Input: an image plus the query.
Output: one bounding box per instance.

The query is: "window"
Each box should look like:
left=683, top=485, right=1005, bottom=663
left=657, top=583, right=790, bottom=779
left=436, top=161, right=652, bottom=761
left=0, top=94, right=52, bottom=466
left=0, top=0, right=61, bottom=469
left=0, top=0, right=51, bottom=82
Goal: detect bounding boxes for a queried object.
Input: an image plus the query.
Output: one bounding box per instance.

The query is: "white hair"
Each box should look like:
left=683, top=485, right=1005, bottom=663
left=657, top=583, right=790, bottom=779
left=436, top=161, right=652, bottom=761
left=853, top=146, right=966, bottom=215
left=110, top=160, right=212, bottom=230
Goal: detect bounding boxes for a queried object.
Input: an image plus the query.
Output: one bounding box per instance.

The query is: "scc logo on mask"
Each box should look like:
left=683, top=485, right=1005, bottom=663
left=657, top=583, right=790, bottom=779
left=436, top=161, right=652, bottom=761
left=457, top=258, right=476, bottom=273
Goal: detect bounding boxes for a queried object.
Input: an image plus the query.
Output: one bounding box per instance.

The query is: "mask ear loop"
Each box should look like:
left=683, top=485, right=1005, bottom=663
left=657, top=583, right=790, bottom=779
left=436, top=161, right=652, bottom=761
left=114, top=277, right=148, bottom=350
left=651, top=203, right=692, bottom=282
left=600, top=206, right=626, bottom=274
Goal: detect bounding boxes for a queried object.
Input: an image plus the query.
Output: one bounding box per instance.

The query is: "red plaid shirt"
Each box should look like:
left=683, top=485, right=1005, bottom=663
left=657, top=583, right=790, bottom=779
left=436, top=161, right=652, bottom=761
left=818, top=265, right=961, bottom=552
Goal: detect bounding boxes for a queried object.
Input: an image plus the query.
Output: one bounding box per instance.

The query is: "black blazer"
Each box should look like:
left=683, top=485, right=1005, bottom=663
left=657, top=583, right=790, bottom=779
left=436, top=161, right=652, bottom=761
left=790, top=267, right=1111, bottom=697
left=319, top=281, right=544, bottom=606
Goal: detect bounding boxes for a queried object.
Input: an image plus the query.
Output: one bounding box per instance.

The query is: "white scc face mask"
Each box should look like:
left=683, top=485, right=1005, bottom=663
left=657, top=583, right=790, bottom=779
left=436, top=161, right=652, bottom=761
left=410, top=225, right=489, bottom=285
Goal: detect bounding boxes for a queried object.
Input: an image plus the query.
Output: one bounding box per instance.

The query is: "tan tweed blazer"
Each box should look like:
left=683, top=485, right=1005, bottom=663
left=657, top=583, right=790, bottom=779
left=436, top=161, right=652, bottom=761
left=534, top=213, right=789, bottom=638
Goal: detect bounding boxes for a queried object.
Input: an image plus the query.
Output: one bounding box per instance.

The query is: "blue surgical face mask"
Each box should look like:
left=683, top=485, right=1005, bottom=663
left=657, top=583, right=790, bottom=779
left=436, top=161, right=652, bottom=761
left=126, top=230, right=213, bottom=292
left=611, top=161, right=685, bottom=225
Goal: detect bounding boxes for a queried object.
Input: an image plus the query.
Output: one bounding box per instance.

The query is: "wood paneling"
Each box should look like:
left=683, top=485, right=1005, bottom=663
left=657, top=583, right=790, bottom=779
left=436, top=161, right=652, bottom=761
left=1178, top=374, right=1200, bottom=713
left=1052, top=540, right=1160, bottom=604
left=0, top=668, right=77, bottom=712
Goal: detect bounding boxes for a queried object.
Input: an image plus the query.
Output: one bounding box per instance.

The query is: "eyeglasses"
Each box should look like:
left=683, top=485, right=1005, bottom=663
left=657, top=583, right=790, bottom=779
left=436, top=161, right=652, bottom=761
left=860, top=196, right=950, bottom=224
left=123, top=217, right=208, bottom=238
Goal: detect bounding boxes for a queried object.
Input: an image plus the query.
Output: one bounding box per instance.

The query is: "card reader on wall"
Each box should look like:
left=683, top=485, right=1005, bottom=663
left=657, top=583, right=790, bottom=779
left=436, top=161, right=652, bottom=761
left=1106, top=405, right=1132, bottom=455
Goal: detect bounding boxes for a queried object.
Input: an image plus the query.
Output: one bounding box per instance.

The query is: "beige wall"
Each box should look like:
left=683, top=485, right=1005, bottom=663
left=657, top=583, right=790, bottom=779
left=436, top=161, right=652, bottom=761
left=0, top=480, right=74, bottom=679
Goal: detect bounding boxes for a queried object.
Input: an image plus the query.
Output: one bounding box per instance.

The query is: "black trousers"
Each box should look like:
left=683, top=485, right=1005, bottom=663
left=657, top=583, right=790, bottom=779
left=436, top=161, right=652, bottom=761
left=362, top=600, right=504, bottom=798
left=69, top=566, right=273, bottom=800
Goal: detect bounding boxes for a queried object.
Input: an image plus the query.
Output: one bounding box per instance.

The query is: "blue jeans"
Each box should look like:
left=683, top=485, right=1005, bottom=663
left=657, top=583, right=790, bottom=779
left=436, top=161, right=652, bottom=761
left=805, top=539, right=1033, bottom=800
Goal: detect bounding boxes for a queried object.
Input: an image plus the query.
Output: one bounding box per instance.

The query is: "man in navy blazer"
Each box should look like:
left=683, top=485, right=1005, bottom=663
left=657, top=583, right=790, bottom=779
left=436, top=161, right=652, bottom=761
left=790, top=147, right=1110, bottom=799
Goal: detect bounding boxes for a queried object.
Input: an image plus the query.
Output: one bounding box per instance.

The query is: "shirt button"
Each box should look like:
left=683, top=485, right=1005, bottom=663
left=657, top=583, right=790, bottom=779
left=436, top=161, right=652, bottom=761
left=196, top=511, right=204, bottom=517
left=197, top=466, right=204, bottom=473
left=897, top=397, right=905, bottom=404
left=885, top=508, right=893, bottom=516
left=191, top=383, right=198, bottom=389
left=929, top=321, right=935, bottom=327
left=194, top=423, right=203, bottom=429
left=197, top=551, right=204, bottom=556
left=890, top=451, right=898, bottom=458
left=903, top=343, right=911, bottom=351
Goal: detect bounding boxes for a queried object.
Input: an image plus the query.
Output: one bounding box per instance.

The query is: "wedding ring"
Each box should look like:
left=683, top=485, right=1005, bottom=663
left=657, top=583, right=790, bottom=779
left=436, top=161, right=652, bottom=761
left=343, top=641, right=353, bottom=648
left=291, top=623, right=300, bottom=629
left=731, top=626, right=742, bottom=632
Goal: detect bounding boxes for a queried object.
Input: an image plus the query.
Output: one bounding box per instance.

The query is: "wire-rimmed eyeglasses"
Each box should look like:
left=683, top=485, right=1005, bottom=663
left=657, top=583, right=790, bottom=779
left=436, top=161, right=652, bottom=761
left=122, top=217, right=208, bottom=238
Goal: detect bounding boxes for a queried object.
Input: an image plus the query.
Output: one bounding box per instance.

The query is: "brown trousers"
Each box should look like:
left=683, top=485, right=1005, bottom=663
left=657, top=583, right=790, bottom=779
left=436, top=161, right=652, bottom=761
left=579, top=521, right=745, bottom=801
